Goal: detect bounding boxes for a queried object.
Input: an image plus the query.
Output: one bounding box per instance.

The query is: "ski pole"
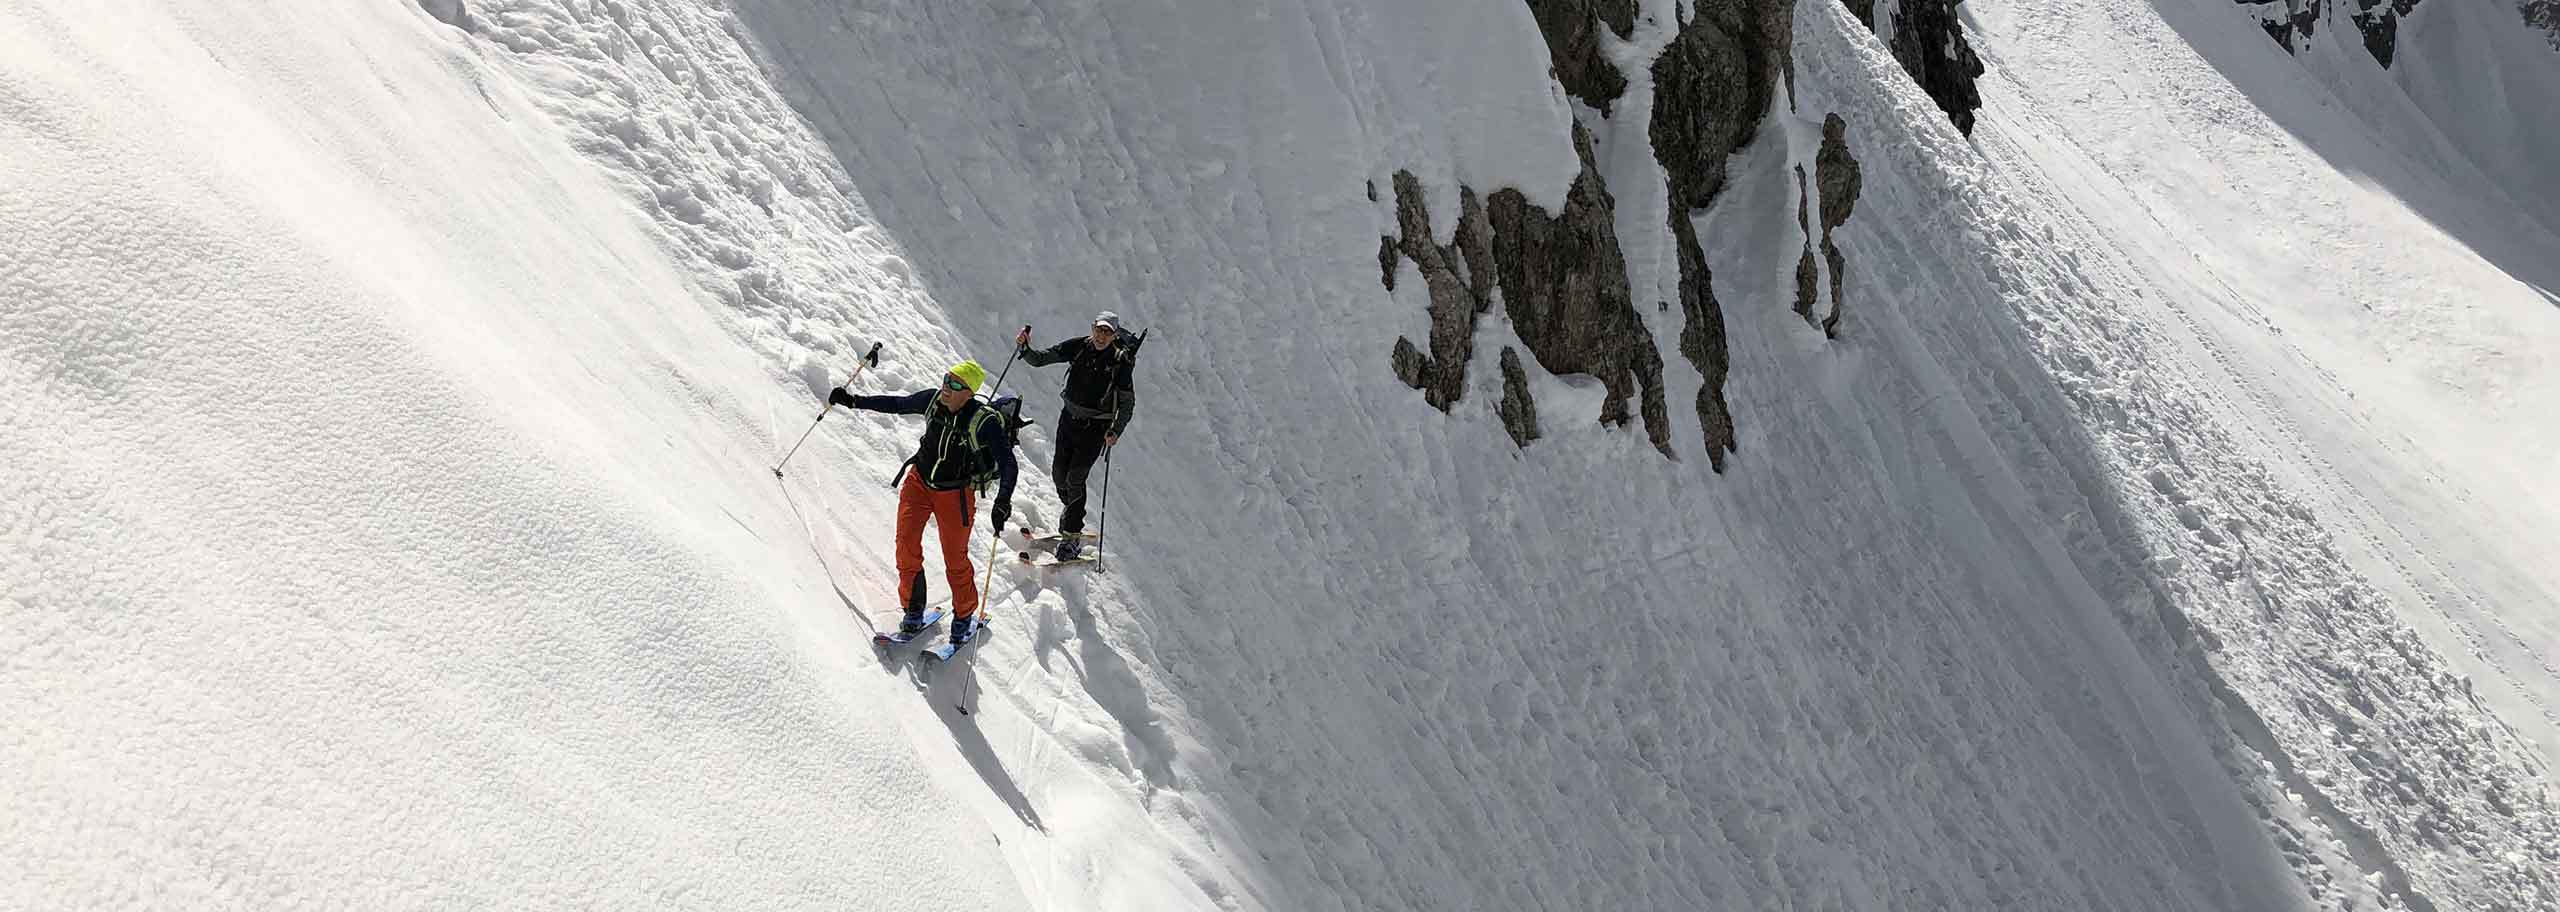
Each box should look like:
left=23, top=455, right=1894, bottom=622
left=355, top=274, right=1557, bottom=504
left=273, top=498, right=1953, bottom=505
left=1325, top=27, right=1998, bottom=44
left=772, top=342, right=882, bottom=478
left=1089, top=328, right=1138, bottom=559
left=989, top=325, right=1029, bottom=395
left=1094, top=443, right=1111, bottom=560
left=962, top=533, right=1000, bottom=716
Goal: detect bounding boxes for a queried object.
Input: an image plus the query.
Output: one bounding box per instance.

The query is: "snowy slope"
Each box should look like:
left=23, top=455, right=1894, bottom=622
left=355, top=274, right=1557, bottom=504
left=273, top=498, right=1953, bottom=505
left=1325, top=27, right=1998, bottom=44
left=707, top=0, right=2560, bottom=906
left=8, top=0, right=2560, bottom=910
left=3, top=2, right=1078, bottom=907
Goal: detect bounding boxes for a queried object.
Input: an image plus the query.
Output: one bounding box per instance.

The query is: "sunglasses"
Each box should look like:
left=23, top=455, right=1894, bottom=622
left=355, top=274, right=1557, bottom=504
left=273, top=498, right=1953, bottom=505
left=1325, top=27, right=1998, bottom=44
left=942, top=376, right=973, bottom=392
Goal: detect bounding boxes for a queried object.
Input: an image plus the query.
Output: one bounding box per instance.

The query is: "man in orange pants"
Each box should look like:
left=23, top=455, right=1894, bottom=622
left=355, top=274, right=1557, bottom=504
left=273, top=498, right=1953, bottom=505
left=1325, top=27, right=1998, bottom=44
left=828, top=360, right=1019, bottom=644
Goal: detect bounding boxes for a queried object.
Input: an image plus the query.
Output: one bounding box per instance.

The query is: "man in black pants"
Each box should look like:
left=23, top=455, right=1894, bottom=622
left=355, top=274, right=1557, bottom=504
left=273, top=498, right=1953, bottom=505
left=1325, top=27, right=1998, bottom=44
left=1014, top=311, right=1136, bottom=561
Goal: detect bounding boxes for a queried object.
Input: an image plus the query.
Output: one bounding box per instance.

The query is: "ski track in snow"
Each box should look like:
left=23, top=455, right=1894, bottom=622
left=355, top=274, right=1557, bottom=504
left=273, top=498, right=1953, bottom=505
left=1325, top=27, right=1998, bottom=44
left=7, top=0, right=2559, bottom=909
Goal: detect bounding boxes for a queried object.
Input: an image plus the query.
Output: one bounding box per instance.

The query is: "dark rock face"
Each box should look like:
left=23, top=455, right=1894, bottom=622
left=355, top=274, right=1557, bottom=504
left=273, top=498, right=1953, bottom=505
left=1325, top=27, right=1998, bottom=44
left=1843, top=0, right=1984, bottom=135
left=2351, top=0, right=2423, bottom=68
left=1383, top=0, right=1807, bottom=469
left=1815, top=113, right=1862, bottom=339
left=2243, top=0, right=2449, bottom=69
left=1653, top=1, right=1793, bottom=213
left=1487, top=125, right=1675, bottom=455
left=1525, top=0, right=1640, bottom=113
left=1652, top=0, right=1792, bottom=471
left=1382, top=174, right=1495, bottom=411
left=2239, top=0, right=2324, bottom=52
left=1893, top=2, right=1985, bottom=135
left=1672, top=215, right=1737, bottom=471
left=1498, top=347, right=1543, bottom=445
left=1794, top=165, right=1820, bottom=329
left=2529, top=0, right=2560, bottom=49
left=1382, top=128, right=1670, bottom=455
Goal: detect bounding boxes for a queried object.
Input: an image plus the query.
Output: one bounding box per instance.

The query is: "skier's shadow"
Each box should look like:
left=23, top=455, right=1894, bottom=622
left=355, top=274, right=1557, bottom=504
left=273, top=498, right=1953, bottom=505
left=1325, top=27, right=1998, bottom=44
left=1056, top=581, right=1177, bottom=789
left=921, top=654, right=1047, bottom=832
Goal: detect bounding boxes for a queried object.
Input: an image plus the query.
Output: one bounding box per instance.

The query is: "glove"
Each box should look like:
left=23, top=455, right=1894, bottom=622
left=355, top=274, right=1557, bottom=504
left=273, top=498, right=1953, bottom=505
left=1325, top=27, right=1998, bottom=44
left=1014, top=326, right=1032, bottom=350
left=990, top=501, right=1011, bottom=537
left=827, top=387, right=857, bottom=409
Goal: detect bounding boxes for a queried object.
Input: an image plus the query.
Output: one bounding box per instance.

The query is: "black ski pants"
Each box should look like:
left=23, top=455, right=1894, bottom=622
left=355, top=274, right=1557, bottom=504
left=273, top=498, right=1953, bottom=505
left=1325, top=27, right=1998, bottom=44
left=1052, top=413, right=1110, bottom=534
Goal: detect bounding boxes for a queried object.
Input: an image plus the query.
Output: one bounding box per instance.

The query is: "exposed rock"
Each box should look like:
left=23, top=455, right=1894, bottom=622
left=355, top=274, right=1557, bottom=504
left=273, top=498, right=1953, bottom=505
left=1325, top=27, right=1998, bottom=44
left=1673, top=214, right=1738, bottom=471
left=1525, top=0, right=1640, bottom=113
left=2238, top=0, right=2324, bottom=52
left=1895, top=1, right=1985, bottom=135
left=1653, top=0, right=1793, bottom=212
left=1455, top=189, right=1499, bottom=310
left=1844, top=0, right=1984, bottom=135
left=1392, top=336, right=1429, bottom=390
left=1383, top=173, right=1494, bottom=411
left=2245, top=0, right=2425, bottom=68
left=1815, top=113, right=1863, bottom=339
left=1378, top=236, right=1399, bottom=291
left=2529, top=0, right=2560, bottom=50
left=2350, top=0, right=2423, bottom=69
left=1794, top=165, right=1820, bottom=329
left=1486, top=124, right=1674, bottom=455
left=1498, top=347, right=1543, bottom=445
left=1652, top=0, right=1791, bottom=471
left=1382, top=124, right=1672, bottom=455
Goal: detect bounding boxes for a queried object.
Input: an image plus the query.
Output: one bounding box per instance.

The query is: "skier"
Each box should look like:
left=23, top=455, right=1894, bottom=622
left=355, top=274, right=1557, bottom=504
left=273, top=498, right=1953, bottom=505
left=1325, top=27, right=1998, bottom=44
left=828, top=360, right=1019, bottom=645
left=1013, top=311, right=1137, bottom=561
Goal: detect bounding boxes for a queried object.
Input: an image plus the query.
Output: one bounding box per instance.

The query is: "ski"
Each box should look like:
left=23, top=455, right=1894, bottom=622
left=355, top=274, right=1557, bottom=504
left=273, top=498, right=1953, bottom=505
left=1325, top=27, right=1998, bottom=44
left=1016, top=530, right=1099, bottom=545
left=1019, top=553, right=1104, bottom=570
left=922, top=614, right=990, bottom=662
left=872, top=607, right=947, bottom=648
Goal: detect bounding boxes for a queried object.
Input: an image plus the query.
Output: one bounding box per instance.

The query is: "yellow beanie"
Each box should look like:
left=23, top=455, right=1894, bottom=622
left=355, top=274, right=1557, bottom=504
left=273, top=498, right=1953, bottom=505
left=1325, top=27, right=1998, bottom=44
left=947, top=360, right=987, bottom=392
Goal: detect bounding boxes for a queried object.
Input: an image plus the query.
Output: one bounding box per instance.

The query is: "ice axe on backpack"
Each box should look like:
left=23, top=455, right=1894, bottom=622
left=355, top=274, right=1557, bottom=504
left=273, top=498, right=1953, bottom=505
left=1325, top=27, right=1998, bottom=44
left=771, top=341, right=882, bottom=478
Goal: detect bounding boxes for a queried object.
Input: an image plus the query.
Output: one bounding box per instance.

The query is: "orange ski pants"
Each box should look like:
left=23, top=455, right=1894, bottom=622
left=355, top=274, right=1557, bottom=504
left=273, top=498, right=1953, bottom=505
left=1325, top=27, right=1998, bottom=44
left=895, top=471, right=979, bottom=620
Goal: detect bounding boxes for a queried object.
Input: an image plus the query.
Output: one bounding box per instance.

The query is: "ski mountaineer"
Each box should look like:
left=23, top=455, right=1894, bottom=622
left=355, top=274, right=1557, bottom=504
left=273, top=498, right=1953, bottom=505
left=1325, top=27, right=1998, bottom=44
left=827, top=360, right=1019, bottom=645
left=1013, top=311, right=1137, bottom=562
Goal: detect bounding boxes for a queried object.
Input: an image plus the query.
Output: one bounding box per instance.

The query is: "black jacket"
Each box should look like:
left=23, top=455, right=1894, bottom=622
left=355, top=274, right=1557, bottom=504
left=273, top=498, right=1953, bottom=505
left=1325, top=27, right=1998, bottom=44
left=834, top=389, right=1019, bottom=501
left=1021, top=337, right=1136, bottom=435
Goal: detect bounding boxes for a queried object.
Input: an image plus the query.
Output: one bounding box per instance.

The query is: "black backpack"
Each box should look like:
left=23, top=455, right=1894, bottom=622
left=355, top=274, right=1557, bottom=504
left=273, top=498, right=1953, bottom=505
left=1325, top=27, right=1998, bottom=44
left=965, top=394, right=1035, bottom=493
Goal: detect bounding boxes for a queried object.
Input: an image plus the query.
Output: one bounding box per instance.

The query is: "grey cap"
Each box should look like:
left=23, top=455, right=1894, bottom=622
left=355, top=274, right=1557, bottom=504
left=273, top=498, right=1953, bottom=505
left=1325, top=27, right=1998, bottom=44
left=1092, top=311, right=1124, bottom=333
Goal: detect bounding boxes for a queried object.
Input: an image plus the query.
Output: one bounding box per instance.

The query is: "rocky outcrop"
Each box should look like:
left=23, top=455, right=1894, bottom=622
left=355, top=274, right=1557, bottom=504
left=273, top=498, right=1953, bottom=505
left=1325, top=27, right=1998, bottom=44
left=1488, top=124, right=1674, bottom=455
left=1653, top=0, right=1794, bottom=471
left=1815, top=114, right=1862, bottom=338
left=1497, top=347, right=1542, bottom=445
left=2238, top=0, right=2324, bottom=52
left=1382, top=126, right=1671, bottom=455
left=1844, top=0, right=1984, bottom=135
left=1525, top=0, right=1640, bottom=113
left=2245, top=0, right=2438, bottom=67
left=1383, top=0, right=1809, bottom=469
left=1794, top=165, right=1820, bottom=328
left=2529, top=0, right=2560, bottom=49
left=2351, top=0, right=2422, bottom=68
left=1382, top=174, right=1495, bottom=411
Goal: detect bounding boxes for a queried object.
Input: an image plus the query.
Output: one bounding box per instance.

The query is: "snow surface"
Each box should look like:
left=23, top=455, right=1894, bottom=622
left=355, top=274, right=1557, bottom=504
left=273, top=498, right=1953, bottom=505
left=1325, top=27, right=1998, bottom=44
left=7, top=0, right=2559, bottom=909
